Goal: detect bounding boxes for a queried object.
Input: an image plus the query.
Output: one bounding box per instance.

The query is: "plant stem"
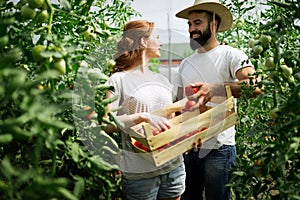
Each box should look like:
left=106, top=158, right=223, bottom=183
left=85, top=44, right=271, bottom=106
left=45, top=0, right=54, bottom=35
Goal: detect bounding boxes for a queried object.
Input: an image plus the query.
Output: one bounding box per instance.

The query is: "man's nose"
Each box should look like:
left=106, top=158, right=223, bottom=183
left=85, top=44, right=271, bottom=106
left=189, top=25, right=197, bottom=33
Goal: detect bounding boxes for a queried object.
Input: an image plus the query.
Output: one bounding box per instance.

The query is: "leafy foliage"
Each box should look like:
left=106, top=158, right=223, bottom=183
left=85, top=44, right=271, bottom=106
left=222, top=0, right=300, bottom=199
left=1, top=0, right=299, bottom=199
left=0, top=0, right=138, bottom=199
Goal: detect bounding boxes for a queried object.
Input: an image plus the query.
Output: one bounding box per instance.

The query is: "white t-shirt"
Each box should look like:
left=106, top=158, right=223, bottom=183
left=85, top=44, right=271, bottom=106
left=108, top=68, right=174, bottom=116
left=106, top=67, right=183, bottom=180
left=175, top=44, right=252, bottom=151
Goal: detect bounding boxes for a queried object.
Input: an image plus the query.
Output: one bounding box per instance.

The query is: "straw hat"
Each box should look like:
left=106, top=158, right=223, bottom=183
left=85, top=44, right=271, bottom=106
left=175, top=0, right=233, bottom=32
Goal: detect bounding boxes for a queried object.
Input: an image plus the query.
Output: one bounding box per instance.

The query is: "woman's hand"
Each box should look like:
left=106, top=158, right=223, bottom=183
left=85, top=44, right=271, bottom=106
left=140, top=113, right=172, bottom=132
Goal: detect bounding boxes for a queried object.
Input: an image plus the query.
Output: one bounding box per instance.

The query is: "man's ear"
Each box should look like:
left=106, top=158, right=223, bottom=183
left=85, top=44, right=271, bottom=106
left=140, top=37, right=148, bottom=48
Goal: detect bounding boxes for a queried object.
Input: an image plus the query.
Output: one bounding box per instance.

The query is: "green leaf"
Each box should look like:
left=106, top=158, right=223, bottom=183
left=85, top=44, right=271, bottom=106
left=37, top=115, right=74, bottom=130
left=232, top=171, right=246, bottom=176
left=0, top=157, right=20, bottom=178
left=70, top=142, right=82, bottom=163
left=0, top=134, right=13, bottom=143
left=88, top=156, right=115, bottom=171
left=57, top=187, right=78, bottom=200
left=73, top=177, right=85, bottom=198
left=98, top=95, right=119, bottom=106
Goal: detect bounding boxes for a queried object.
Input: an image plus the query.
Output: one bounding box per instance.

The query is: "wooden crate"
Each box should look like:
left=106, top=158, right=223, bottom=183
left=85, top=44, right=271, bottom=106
left=128, top=86, right=238, bottom=167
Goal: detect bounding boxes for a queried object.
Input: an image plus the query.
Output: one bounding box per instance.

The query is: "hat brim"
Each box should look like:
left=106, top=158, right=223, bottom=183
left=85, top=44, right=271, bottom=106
left=175, top=2, right=233, bottom=32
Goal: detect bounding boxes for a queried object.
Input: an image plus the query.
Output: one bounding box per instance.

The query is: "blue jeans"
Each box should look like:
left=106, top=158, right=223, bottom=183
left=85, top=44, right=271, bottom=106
left=182, top=145, right=236, bottom=200
left=122, top=164, right=186, bottom=200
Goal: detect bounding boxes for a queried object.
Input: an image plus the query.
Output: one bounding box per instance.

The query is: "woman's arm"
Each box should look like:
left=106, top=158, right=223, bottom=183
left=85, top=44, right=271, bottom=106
left=104, top=91, right=172, bottom=134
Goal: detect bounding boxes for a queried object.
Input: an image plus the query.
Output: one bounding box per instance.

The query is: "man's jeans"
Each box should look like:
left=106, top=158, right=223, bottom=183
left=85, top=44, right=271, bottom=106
left=182, top=145, right=236, bottom=200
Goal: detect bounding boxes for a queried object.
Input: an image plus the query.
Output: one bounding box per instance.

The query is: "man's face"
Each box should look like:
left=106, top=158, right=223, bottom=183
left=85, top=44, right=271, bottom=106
left=188, top=12, right=212, bottom=50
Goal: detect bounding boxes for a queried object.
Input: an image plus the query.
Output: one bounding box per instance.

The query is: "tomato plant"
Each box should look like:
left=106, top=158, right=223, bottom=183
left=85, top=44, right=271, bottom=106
left=0, top=0, right=139, bottom=199
left=222, top=0, right=300, bottom=199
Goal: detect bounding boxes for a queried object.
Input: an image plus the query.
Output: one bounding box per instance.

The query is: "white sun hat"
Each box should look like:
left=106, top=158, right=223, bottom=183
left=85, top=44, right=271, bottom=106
left=175, top=0, right=233, bottom=32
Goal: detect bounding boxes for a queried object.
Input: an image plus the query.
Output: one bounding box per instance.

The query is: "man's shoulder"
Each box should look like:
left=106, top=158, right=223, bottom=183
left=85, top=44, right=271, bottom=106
left=218, top=44, right=236, bottom=51
left=219, top=44, right=245, bottom=53
left=217, top=44, right=248, bottom=58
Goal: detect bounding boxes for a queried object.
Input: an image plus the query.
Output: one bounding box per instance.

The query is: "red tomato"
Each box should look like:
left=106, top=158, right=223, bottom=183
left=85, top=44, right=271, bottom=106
left=200, top=127, right=208, bottom=132
left=140, top=145, right=150, bottom=152
left=134, top=141, right=150, bottom=152
left=158, top=144, right=168, bottom=152
left=152, top=129, right=161, bottom=136
left=189, top=130, right=200, bottom=136
left=134, top=141, right=142, bottom=148
left=185, top=85, right=199, bottom=96
left=185, top=100, right=196, bottom=111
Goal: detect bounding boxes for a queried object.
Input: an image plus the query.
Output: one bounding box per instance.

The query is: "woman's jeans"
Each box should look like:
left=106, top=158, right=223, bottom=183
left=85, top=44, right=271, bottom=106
left=182, top=145, right=236, bottom=200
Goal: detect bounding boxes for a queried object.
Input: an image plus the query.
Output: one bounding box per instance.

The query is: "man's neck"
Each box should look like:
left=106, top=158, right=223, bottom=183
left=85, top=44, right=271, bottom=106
left=198, top=39, right=220, bottom=53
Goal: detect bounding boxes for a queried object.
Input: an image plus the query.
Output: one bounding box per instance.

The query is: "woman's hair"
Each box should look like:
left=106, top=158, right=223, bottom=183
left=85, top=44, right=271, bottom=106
left=112, top=20, right=154, bottom=73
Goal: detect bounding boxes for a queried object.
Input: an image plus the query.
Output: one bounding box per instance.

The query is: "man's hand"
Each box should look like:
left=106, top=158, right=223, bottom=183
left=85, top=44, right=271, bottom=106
left=193, top=138, right=203, bottom=152
left=186, top=82, right=221, bottom=110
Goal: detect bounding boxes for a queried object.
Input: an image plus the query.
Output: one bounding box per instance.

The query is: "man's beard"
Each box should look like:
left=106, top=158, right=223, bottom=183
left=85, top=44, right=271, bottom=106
left=189, top=26, right=211, bottom=50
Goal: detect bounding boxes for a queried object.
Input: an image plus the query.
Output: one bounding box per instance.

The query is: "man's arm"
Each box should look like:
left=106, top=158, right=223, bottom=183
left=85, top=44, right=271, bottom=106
left=225, top=66, right=262, bottom=98
left=187, top=66, right=263, bottom=107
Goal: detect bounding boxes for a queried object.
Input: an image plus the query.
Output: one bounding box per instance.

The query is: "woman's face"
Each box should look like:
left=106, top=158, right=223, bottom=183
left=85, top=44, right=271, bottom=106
left=145, top=30, right=161, bottom=58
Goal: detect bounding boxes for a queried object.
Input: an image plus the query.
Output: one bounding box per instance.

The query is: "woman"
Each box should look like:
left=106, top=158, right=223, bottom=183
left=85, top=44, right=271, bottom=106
left=105, top=20, right=185, bottom=200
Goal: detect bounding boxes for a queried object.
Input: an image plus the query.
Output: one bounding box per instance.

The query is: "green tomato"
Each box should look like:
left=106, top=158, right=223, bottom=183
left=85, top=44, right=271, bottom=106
left=28, top=0, right=44, bottom=8
left=36, top=10, right=49, bottom=23
left=21, top=5, right=37, bottom=19
left=259, top=34, right=272, bottom=48
left=236, top=18, right=244, bottom=28
left=81, top=26, right=96, bottom=40
left=32, top=45, right=46, bottom=62
left=52, top=58, right=66, bottom=74
left=269, top=107, right=279, bottom=120
left=265, top=57, right=276, bottom=68
left=280, top=64, right=293, bottom=77
left=41, top=1, right=48, bottom=10
left=248, top=38, right=258, bottom=48
left=253, top=45, right=263, bottom=55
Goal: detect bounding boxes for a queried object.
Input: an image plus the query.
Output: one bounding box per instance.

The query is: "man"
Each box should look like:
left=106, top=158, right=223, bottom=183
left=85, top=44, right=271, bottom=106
left=174, top=0, right=262, bottom=199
